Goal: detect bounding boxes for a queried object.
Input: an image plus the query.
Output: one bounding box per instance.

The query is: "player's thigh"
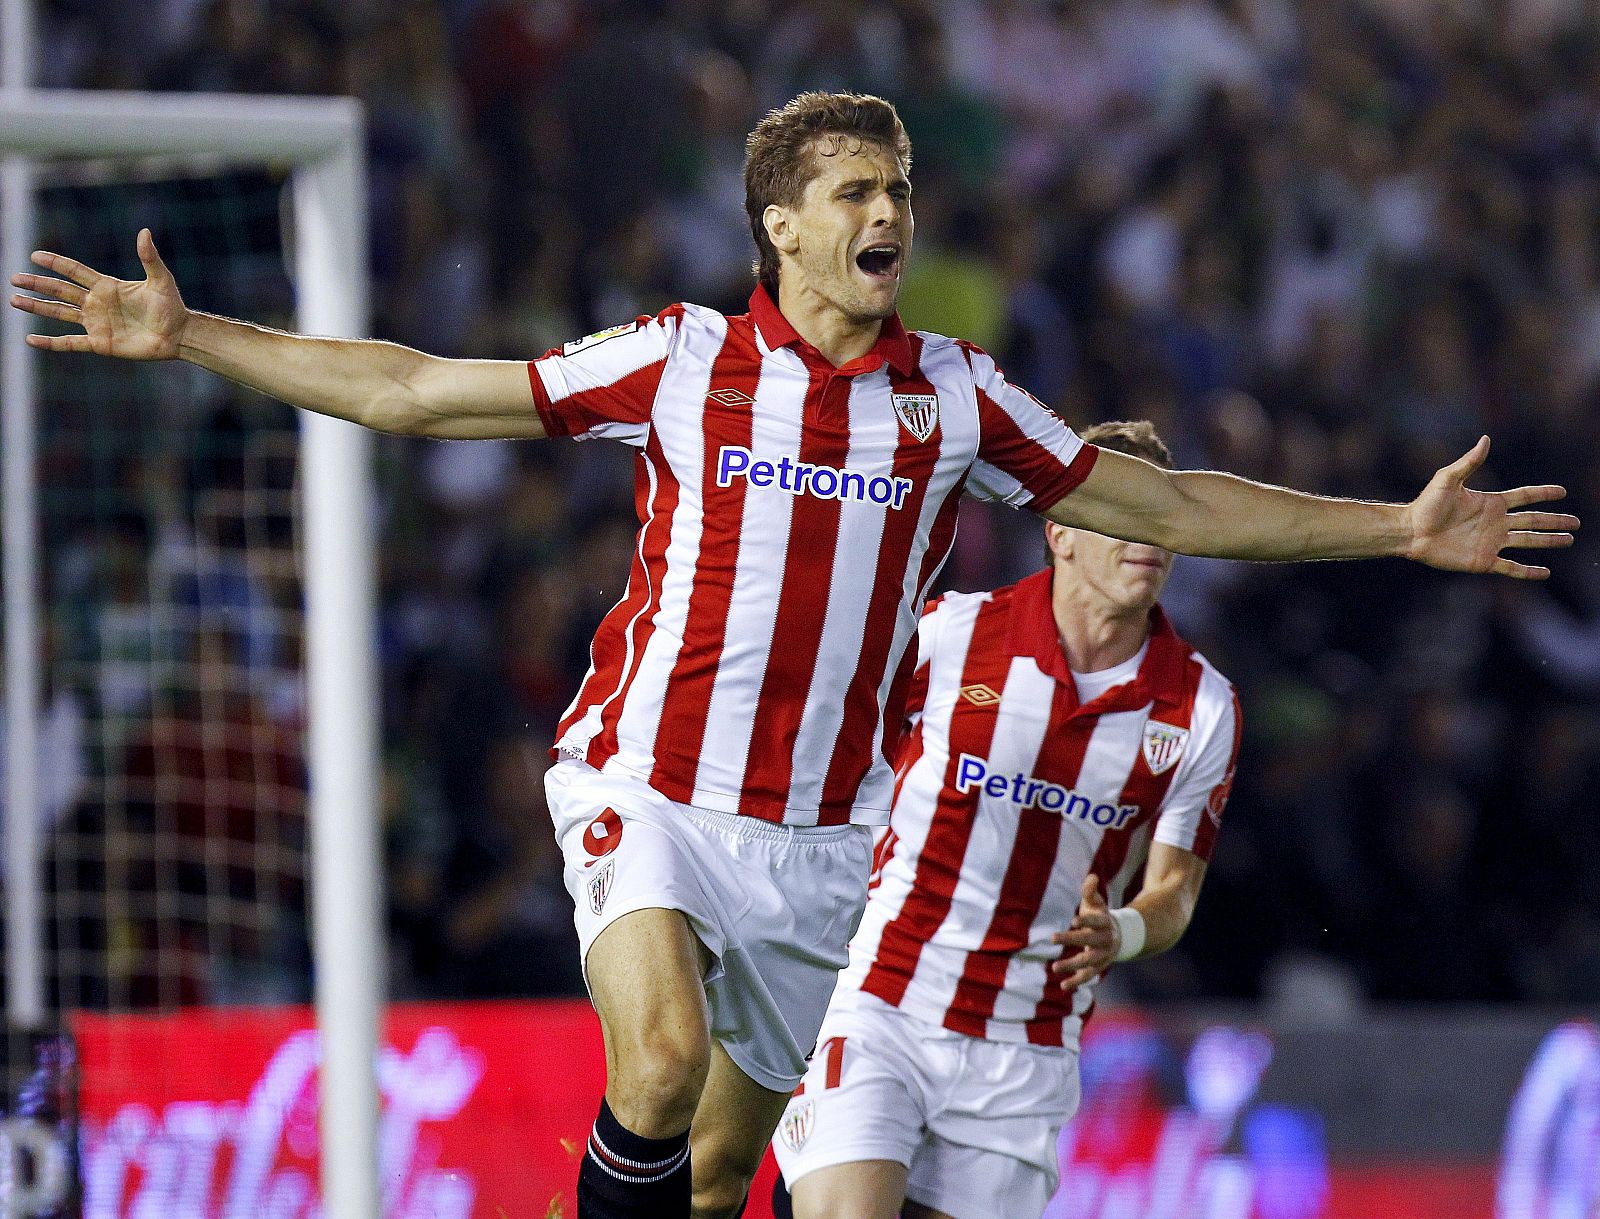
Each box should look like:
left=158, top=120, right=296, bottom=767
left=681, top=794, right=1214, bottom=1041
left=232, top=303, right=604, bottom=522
left=688, top=1040, right=792, bottom=1217
left=586, top=906, right=713, bottom=1089
left=791, top=1160, right=909, bottom=1219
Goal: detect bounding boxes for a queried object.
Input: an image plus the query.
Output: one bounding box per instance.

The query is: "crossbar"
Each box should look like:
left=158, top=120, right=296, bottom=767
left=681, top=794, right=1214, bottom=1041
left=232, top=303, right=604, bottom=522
left=0, top=90, right=360, bottom=160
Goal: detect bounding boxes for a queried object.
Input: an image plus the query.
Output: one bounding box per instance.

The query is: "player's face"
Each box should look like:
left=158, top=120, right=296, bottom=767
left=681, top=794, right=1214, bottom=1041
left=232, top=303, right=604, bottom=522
left=1052, top=526, right=1174, bottom=615
left=779, top=138, right=912, bottom=322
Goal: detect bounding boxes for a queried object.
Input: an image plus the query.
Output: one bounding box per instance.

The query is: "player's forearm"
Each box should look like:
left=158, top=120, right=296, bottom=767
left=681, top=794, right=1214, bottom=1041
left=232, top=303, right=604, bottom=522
left=1124, top=878, right=1199, bottom=958
left=177, top=310, right=438, bottom=434
left=1157, top=470, right=1413, bottom=562
left=1058, top=452, right=1417, bottom=562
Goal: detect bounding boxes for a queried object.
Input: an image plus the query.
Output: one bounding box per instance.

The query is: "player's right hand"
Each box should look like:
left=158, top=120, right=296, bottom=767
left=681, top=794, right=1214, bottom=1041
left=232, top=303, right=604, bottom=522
left=1051, top=873, right=1116, bottom=992
left=9, top=228, right=189, bottom=360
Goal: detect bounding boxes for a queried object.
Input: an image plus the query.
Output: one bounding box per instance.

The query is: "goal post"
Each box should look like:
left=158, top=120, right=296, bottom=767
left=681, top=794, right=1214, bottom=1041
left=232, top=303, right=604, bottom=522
left=0, top=90, right=382, bottom=1219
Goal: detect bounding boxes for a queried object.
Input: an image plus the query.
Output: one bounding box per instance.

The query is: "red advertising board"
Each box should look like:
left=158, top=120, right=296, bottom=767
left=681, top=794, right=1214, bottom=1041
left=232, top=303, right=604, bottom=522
left=75, top=1001, right=624, bottom=1219
left=70, top=1002, right=1591, bottom=1218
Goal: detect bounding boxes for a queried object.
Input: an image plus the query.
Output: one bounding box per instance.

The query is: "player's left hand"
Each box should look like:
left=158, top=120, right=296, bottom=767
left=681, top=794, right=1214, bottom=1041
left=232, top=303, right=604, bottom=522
left=1051, top=874, right=1117, bottom=993
left=1405, top=436, right=1579, bottom=580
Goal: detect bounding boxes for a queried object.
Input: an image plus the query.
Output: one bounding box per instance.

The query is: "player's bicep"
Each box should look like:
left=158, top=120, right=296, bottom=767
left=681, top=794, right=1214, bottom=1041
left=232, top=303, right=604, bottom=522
left=407, top=357, right=550, bottom=440
left=1042, top=446, right=1184, bottom=546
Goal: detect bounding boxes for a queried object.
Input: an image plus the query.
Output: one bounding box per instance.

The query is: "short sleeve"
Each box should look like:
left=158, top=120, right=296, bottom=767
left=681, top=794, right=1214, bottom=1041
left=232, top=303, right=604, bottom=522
left=527, top=304, right=685, bottom=446
left=1151, top=677, right=1242, bottom=863
left=960, top=342, right=1098, bottom=509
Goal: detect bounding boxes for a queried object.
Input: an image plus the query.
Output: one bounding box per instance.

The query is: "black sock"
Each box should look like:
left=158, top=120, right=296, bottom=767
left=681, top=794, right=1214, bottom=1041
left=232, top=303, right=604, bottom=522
left=577, top=1098, right=692, bottom=1218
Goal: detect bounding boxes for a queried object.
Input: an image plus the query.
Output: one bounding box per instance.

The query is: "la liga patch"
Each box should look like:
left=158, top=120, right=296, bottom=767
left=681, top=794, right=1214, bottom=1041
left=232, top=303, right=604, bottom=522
left=563, top=322, right=638, bottom=357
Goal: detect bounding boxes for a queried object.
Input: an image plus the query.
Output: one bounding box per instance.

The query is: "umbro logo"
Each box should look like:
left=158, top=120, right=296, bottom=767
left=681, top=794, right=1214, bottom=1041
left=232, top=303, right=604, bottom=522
left=961, top=683, right=1001, bottom=707
left=707, top=388, right=756, bottom=408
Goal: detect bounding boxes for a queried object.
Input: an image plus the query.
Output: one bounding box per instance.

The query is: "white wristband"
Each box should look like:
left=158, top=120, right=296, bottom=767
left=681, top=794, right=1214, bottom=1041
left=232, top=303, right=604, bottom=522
left=1109, top=907, right=1146, bottom=962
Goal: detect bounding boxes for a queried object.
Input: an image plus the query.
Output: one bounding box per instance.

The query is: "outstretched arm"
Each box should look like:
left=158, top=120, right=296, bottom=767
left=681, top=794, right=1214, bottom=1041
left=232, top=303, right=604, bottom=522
left=1051, top=846, right=1207, bottom=992
left=1048, top=440, right=1578, bottom=580
left=9, top=229, right=544, bottom=440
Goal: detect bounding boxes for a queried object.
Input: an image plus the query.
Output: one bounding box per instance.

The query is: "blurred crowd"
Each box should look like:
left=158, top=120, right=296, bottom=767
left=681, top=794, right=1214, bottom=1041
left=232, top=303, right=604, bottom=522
left=25, top=0, right=1600, bottom=1010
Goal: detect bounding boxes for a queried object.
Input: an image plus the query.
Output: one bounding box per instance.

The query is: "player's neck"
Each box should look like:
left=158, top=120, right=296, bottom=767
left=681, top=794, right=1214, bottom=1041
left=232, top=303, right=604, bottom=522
left=1051, top=582, right=1150, bottom=675
left=776, top=278, right=882, bottom=367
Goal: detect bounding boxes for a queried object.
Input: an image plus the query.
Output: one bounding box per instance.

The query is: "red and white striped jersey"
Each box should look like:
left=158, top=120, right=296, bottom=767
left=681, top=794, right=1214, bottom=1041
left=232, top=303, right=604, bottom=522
left=840, top=571, right=1241, bottom=1046
left=528, top=288, right=1097, bottom=826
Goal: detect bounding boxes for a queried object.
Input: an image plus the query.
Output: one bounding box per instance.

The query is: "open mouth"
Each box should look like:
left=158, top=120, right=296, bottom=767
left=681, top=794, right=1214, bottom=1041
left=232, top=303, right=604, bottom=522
left=855, top=243, right=901, bottom=281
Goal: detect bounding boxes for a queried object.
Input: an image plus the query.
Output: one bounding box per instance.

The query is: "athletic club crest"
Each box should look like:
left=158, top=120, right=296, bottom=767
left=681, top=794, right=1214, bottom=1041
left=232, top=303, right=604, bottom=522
left=780, top=1099, right=815, bottom=1152
left=1142, top=722, right=1189, bottom=775
left=891, top=392, right=939, bottom=442
left=588, top=858, right=615, bottom=915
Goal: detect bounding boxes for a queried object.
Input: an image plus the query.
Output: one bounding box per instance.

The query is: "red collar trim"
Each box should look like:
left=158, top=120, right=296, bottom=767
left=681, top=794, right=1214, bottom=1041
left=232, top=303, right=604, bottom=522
left=1007, top=570, right=1191, bottom=712
left=1008, top=570, right=1071, bottom=682
left=748, top=285, right=915, bottom=376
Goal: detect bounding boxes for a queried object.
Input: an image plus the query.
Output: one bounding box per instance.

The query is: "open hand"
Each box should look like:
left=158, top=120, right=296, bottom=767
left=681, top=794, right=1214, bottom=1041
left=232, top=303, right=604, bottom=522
left=1050, top=873, right=1117, bottom=993
left=1405, top=436, right=1579, bottom=580
left=9, top=228, right=189, bottom=360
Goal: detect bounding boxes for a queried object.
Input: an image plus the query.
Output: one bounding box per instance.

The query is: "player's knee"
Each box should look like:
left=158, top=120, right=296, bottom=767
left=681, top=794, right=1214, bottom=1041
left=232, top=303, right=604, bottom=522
left=689, top=1134, right=763, bottom=1218
left=609, top=1025, right=711, bottom=1133
left=690, top=1169, right=754, bottom=1219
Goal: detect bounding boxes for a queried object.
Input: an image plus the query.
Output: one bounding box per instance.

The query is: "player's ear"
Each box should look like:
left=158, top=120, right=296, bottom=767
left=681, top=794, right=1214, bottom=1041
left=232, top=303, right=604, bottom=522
left=1046, top=522, right=1073, bottom=564
left=764, top=204, right=799, bottom=257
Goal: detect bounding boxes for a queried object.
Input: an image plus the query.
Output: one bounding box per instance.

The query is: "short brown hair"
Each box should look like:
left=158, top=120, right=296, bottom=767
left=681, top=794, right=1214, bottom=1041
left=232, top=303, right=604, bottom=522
left=1046, top=421, right=1174, bottom=563
left=1079, top=419, right=1173, bottom=469
left=744, top=92, right=912, bottom=298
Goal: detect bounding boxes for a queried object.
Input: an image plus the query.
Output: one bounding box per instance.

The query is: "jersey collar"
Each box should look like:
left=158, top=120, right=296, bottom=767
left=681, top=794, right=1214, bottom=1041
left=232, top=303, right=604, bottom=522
left=1008, top=569, right=1190, bottom=715
left=749, top=285, right=915, bottom=376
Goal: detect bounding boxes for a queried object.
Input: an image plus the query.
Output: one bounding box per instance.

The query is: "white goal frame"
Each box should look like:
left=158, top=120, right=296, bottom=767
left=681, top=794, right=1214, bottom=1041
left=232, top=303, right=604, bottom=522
left=0, top=89, right=383, bottom=1219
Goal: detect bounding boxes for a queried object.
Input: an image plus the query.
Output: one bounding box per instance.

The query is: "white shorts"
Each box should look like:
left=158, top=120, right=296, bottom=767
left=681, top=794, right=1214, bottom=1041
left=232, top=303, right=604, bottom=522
left=546, top=760, right=874, bottom=1093
left=771, top=989, right=1080, bottom=1219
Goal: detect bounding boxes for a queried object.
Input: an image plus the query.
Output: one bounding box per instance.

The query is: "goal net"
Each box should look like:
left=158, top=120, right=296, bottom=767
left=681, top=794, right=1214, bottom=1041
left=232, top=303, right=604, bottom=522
left=40, top=167, right=311, bottom=1018
left=2, top=92, right=380, bottom=1219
